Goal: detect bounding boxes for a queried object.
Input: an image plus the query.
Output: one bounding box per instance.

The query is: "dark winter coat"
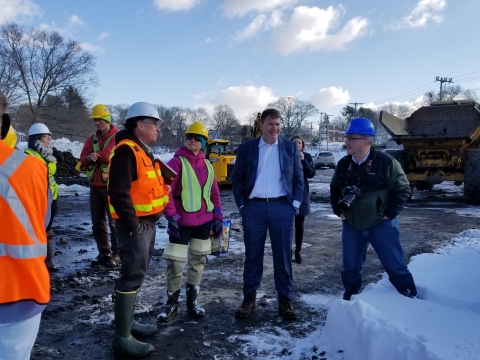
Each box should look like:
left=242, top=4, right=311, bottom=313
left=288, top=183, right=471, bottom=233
left=330, top=147, right=410, bottom=230
left=298, top=151, right=316, bottom=215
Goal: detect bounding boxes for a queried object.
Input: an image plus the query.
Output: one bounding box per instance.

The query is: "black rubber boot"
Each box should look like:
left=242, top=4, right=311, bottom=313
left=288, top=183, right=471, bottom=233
left=157, top=290, right=180, bottom=323
left=112, top=291, right=155, bottom=358
left=186, top=283, right=205, bottom=317
left=131, top=320, right=157, bottom=339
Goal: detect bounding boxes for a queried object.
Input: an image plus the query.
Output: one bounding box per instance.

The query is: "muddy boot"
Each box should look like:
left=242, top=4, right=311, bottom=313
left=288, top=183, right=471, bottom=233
left=112, top=291, right=154, bottom=359
left=186, top=283, right=205, bottom=317
left=45, top=236, right=59, bottom=272
left=235, top=291, right=257, bottom=318
left=157, top=290, right=180, bottom=323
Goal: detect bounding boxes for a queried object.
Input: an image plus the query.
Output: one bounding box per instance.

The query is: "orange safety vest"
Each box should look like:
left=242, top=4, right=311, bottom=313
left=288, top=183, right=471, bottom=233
left=108, top=140, right=169, bottom=218
left=0, top=143, right=51, bottom=305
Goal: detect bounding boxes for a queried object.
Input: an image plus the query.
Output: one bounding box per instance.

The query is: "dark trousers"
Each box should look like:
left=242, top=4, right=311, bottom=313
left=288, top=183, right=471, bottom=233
left=241, top=199, right=295, bottom=298
left=169, top=221, right=212, bottom=245
left=115, top=221, right=156, bottom=292
left=294, top=215, right=305, bottom=252
left=89, top=186, right=118, bottom=255
left=46, top=199, right=58, bottom=234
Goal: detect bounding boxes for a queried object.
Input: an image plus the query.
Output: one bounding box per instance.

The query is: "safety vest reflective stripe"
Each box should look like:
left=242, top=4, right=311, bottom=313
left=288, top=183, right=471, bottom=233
left=0, top=243, right=46, bottom=258
left=0, top=151, right=46, bottom=256
left=179, top=156, right=214, bottom=213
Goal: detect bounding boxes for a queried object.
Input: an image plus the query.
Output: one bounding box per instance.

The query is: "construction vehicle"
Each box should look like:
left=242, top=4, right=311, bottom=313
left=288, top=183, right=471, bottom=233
left=379, top=100, right=480, bottom=204
left=205, top=139, right=236, bottom=185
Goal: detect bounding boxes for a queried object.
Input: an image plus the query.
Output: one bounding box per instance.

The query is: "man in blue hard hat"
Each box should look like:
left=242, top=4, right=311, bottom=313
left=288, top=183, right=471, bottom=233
left=329, top=117, right=417, bottom=300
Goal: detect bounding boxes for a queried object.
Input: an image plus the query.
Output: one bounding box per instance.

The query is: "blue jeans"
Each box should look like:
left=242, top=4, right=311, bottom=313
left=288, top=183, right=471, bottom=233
left=241, top=199, right=295, bottom=298
left=341, top=218, right=416, bottom=299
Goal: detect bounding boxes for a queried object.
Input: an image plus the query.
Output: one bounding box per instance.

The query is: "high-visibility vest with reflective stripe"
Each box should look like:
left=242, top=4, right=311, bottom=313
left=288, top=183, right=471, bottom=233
left=108, top=140, right=169, bottom=218
left=24, top=148, right=59, bottom=200
left=86, top=133, right=114, bottom=182
left=0, top=143, right=51, bottom=305
left=178, top=156, right=215, bottom=213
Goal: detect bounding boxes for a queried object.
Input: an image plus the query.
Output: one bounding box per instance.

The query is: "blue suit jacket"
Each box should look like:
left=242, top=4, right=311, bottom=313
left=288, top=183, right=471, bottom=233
left=231, top=136, right=304, bottom=209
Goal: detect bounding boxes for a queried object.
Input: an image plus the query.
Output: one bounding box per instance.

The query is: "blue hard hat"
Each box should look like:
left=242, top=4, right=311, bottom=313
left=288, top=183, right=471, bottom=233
left=343, top=117, right=376, bottom=136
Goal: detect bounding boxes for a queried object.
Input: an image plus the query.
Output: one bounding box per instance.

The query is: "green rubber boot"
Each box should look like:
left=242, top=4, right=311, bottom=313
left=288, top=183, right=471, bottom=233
left=112, top=291, right=155, bottom=358
left=157, top=290, right=180, bottom=323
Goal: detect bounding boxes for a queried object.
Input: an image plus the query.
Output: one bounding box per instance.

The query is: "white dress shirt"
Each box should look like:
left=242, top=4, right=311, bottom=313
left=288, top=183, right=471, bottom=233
left=249, top=136, right=287, bottom=199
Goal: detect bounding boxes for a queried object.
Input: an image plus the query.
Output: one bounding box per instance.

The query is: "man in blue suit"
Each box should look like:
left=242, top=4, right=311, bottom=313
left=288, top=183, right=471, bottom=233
left=232, top=108, right=304, bottom=320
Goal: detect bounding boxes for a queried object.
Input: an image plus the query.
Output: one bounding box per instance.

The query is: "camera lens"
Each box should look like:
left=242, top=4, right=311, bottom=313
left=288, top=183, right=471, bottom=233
left=338, top=193, right=356, bottom=212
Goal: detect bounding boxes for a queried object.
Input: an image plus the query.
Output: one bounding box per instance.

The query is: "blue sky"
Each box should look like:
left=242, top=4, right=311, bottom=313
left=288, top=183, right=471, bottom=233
left=1, top=0, right=479, bottom=123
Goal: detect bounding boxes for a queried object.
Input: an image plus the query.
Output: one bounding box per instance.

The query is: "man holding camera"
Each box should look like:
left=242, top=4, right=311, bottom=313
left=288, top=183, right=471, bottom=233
left=330, top=117, right=416, bottom=301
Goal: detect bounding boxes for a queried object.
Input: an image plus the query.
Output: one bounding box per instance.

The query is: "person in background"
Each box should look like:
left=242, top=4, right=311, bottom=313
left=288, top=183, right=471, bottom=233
left=231, top=108, right=304, bottom=320
left=158, top=122, right=223, bottom=323
left=330, top=117, right=416, bottom=301
left=80, top=104, right=119, bottom=267
left=108, top=102, right=169, bottom=358
left=0, top=89, right=51, bottom=360
left=25, top=123, right=59, bottom=272
left=289, top=134, right=316, bottom=264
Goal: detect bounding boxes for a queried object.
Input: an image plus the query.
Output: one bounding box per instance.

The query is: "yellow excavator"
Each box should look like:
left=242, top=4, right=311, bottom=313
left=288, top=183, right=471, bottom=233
left=205, top=139, right=236, bottom=185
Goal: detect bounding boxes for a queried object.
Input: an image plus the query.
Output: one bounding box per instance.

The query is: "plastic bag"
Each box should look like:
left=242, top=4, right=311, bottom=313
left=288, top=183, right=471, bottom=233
left=210, top=219, right=231, bottom=256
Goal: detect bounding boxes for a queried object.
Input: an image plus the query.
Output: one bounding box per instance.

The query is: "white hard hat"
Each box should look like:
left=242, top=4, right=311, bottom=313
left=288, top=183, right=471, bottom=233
left=125, top=102, right=161, bottom=122
left=28, top=123, right=51, bottom=136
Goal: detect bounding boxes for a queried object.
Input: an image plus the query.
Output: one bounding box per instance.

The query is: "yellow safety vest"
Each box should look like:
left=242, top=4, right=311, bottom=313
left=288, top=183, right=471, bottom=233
left=24, top=148, right=59, bottom=200
left=179, top=156, right=214, bottom=213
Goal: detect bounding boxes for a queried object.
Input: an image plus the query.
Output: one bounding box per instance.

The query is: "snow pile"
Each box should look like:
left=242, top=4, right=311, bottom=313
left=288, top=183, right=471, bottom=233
left=320, top=229, right=480, bottom=360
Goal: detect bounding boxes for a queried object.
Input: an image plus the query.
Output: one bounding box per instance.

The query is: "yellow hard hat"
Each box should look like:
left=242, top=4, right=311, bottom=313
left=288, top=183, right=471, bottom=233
left=90, top=104, right=111, bottom=123
left=185, top=122, right=209, bottom=140
left=1, top=125, right=17, bottom=148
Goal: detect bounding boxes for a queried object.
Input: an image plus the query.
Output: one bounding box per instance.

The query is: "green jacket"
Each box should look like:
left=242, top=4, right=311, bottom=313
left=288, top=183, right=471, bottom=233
left=330, top=147, right=410, bottom=230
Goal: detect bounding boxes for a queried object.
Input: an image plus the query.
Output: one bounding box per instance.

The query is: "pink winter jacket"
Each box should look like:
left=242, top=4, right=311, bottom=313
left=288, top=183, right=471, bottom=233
left=164, top=147, right=222, bottom=227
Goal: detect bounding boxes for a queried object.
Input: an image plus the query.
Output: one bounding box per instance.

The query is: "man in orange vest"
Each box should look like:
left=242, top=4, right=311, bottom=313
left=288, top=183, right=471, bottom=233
left=0, top=89, right=51, bottom=359
left=108, top=102, right=169, bottom=358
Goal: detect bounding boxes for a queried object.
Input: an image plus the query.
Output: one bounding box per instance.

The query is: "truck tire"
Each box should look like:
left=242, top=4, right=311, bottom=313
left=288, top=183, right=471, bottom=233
left=464, top=149, right=480, bottom=205
left=414, top=181, right=434, bottom=191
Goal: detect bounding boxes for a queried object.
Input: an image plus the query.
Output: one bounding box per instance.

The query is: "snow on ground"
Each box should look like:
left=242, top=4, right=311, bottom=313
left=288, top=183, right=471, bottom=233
left=55, top=139, right=480, bottom=359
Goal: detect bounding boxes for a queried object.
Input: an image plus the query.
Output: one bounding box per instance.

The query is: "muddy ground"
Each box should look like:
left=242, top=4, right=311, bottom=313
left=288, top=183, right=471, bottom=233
left=31, top=169, right=480, bottom=360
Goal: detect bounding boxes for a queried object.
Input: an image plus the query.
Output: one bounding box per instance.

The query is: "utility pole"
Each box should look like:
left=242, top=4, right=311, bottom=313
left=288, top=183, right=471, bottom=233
left=349, top=102, right=363, bottom=117
left=435, top=76, right=453, bottom=101
left=324, top=115, right=333, bottom=150
left=306, top=121, right=315, bottom=145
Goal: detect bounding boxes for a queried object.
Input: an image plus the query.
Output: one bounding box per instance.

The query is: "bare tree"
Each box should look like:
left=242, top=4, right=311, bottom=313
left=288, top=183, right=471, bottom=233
left=212, top=104, right=239, bottom=141
left=424, top=85, right=478, bottom=103
left=109, top=104, right=129, bottom=129
left=0, top=22, right=98, bottom=125
left=267, top=97, right=318, bottom=138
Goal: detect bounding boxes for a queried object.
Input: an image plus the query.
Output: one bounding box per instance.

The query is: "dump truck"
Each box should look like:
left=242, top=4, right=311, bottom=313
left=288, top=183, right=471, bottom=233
left=379, top=100, right=480, bottom=204
left=205, top=139, right=236, bottom=185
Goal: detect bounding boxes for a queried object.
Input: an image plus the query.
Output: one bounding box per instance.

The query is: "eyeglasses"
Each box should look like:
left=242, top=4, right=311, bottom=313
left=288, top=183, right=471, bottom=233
left=140, top=120, right=160, bottom=129
left=344, top=136, right=367, bottom=142
left=186, top=135, right=202, bottom=142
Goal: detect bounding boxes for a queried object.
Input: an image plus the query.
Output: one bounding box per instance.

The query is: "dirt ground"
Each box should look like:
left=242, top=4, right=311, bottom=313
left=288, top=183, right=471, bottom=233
left=31, top=169, right=480, bottom=360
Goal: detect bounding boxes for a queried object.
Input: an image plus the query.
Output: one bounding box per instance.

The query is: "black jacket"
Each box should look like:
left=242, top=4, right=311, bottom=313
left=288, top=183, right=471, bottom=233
left=298, top=151, right=316, bottom=215
left=330, top=147, right=410, bottom=230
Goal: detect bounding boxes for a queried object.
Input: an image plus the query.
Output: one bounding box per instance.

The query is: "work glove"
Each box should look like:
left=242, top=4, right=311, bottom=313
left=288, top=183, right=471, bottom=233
left=212, top=219, right=224, bottom=238
left=167, top=214, right=181, bottom=238
left=35, top=140, right=53, bottom=155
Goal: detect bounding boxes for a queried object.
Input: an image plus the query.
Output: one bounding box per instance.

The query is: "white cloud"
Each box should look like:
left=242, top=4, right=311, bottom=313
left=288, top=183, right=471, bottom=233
left=0, top=0, right=41, bottom=24
left=221, top=0, right=297, bottom=18
left=69, top=15, right=84, bottom=26
left=79, top=42, right=105, bottom=54
left=198, top=85, right=277, bottom=121
left=233, top=10, right=284, bottom=42
left=270, top=6, right=369, bottom=55
left=233, top=14, right=267, bottom=41
left=98, top=32, right=109, bottom=40
left=388, top=0, right=446, bottom=30
left=152, top=0, right=200, bottom=12
left=310, top=86, right=350, bottom=108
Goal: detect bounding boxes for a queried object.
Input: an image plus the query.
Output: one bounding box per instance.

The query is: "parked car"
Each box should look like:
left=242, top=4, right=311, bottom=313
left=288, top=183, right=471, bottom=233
left=314, top=151, right=336, bottom=169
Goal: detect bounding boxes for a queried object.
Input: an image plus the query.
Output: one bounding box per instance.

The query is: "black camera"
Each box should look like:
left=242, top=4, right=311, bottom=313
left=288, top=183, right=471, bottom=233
left=338, top=185, right=362, bottom=212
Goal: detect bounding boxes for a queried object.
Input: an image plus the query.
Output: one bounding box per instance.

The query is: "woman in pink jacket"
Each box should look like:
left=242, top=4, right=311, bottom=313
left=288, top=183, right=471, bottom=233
left=158, top=122, right=223, bottom=323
